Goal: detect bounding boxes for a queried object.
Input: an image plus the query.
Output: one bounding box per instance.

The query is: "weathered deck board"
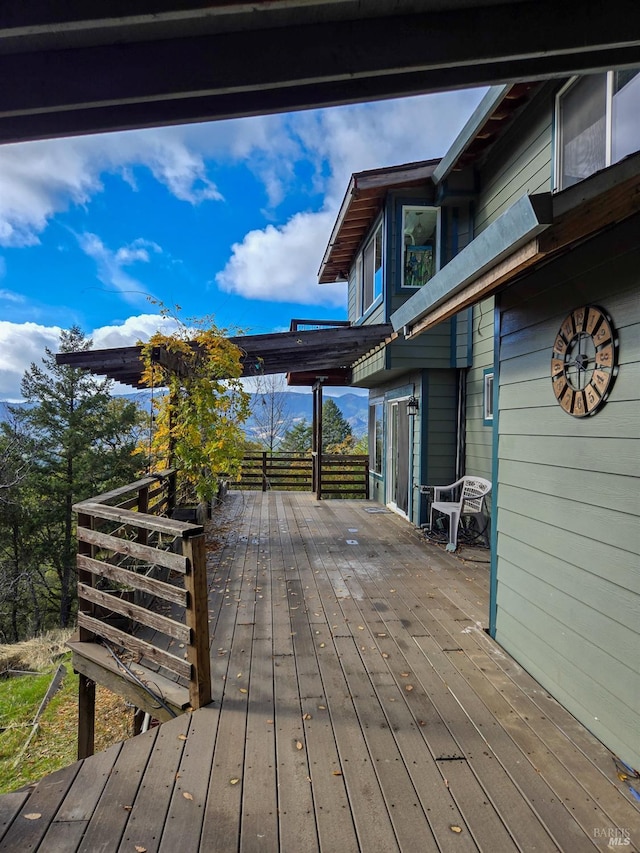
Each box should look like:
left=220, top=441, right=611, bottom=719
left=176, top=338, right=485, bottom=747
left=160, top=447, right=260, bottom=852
left=1, top=491, right=638, bottom=853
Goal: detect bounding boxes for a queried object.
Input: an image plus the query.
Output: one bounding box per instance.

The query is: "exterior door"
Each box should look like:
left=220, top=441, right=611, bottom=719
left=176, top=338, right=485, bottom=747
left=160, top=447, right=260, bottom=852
left=387, top=399, right=410, bottom=516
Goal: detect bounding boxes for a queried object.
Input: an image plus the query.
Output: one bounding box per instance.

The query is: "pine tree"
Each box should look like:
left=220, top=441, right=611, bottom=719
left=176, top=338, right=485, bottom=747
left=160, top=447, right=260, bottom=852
left=10, top=326, right=144, bottom=629
left=321, top=398, right=353, bottom=453
left=280, top=420, right=313, bottom=453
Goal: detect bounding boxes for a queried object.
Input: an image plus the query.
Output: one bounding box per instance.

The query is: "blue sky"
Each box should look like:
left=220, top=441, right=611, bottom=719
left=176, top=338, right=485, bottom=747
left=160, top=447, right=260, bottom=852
left=0, top=88, right=486, bottom=400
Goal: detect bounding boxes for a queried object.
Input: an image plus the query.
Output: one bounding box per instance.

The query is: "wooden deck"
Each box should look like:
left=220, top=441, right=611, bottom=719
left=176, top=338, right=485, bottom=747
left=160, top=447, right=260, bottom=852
left=1, top=491, right=638, bottom=852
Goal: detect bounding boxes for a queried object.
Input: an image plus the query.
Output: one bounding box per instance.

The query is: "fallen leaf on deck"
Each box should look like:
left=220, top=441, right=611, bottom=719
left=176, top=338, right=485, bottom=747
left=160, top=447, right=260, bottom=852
left=230, top=778, right=240, bottom=785
left=183, top=792, right=194, bottom=801
left=405, top=685, right=414, bottom=692
left=239, top=688, right=247, bottom=693
left=178, top=734, right=187, bottom=741
left=319, top=643, right=326, bottom=648
left=318, top=705, right=326, bottom=710
left=24, top=813, right=41, bottom=820
left=332, top=770, right=342, bottom=776
left=389, top=589, right=396, bottom=593
left=296, top=741, right=303, bottom=750
left=135, top=847, right=147, bottom=852
left=357, top=625, right=364, bottom=631
left=303, top=713, right=312, bottom=720
left=377, top=633, right=387, bottom=637
left=450, top=826, right=462, bottom=833
left=123, top=805, right=133, bottom=810
left=400, top=672, right=410, bottom=677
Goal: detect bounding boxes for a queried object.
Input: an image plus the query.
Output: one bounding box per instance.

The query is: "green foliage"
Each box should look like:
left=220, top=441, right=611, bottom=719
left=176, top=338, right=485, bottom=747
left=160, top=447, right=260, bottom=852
left=139, top=308, right=250, bottom=503
left=0, top=327, right=145, bottom=638
left=280, top=420, right=313, bottom=453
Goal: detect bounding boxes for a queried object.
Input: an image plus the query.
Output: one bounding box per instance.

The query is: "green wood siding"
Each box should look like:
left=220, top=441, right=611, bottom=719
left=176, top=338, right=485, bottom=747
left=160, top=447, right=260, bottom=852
left=494, top=215, right=640, bottom=769
left=422, top=370, right=458, bottom=500
left=475, top=87, right=553, bottom=234
left=465, top=296, right=494, bottom=486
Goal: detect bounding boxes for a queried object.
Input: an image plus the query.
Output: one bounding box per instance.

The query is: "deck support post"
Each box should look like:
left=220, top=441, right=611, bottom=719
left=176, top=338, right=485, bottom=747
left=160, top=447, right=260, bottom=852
left=313, top=381, right=324, bottom=500
left=78, top=673, right=95, bottom=759
left=183, top=532, right=212, bottom=709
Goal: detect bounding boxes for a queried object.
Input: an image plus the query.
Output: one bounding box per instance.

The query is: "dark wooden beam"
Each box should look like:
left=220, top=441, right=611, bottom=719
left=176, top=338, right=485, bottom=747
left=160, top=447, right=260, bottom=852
left=2, top=2, right=640, bottom=143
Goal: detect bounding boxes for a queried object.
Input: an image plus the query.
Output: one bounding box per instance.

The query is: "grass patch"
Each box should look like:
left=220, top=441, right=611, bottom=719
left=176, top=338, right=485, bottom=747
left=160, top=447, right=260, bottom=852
left=0, top=635, right=133, bottom=793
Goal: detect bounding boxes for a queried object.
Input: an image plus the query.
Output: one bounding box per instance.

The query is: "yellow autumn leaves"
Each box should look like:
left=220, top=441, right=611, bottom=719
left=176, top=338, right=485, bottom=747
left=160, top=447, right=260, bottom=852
left=139, top=309, right=251, bottom=503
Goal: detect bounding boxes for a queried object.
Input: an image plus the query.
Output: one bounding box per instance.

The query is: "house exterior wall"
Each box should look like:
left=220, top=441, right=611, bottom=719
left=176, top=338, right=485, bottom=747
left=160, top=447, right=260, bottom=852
left=494, top=213, right=640, bottom=769
left=465, top=297, right=494, bottom=487
left=367, top=368, right=457, bottom=526
left=463, top=84, right=555, bottom=489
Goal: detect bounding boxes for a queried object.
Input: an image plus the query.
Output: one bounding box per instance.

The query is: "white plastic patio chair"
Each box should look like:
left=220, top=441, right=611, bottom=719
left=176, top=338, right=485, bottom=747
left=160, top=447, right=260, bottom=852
left=428, top=476, right=492, bottom=550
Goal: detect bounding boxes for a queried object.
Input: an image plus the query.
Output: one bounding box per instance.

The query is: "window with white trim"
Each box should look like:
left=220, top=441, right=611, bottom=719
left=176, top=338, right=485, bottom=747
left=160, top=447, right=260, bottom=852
left=401, top=205, right=439, bottom=288
left=555, top=69, right=640, bottom=191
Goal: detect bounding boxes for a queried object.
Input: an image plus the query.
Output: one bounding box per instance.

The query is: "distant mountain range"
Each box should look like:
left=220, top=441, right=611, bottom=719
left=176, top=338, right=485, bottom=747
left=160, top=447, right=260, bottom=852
left=0, top=391, right=369, bottom=441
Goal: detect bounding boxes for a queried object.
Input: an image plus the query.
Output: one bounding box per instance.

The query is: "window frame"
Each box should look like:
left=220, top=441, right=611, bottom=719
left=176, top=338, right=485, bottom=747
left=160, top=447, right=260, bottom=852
left=400, top=204, right=440, bottom=290
left=352, top=217, right=384, bottom=321
left=554, top=69, right=640, bottom=191
left=483, top=369, right=494, bottom=426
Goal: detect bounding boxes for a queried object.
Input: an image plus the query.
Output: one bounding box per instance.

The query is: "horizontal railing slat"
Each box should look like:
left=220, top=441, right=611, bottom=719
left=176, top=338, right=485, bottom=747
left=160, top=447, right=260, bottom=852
left=75, top=501, right=201, bottom=538
left=77, top=527, right=188, bottom=573
left=78, top=583, right=190, bottom=644
left=77, top=554, right=187, bottom=607
left=77, top=613, right=191, bottom=680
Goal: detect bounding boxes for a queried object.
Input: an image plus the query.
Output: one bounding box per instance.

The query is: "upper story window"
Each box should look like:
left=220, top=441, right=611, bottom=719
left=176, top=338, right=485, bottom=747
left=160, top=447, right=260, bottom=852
left=351, top=220, right=383, bottom=319
left=555, top=69, right=640, bottom=191
left=402, top=206, right=439, bottom=288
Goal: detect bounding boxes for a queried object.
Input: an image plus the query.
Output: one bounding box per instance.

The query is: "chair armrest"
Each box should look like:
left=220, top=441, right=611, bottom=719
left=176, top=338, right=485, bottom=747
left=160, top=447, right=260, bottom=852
left=432, top=477, right=465, bottom=501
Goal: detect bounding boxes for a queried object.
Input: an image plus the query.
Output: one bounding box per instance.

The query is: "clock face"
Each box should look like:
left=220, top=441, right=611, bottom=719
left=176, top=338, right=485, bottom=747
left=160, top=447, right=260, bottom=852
left=551, top=306, right=617, bottom=417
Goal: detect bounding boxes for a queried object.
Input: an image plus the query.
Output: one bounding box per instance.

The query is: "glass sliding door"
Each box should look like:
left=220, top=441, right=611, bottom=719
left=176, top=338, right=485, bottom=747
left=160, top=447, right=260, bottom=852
left=387, top=399, right=410, bottom=516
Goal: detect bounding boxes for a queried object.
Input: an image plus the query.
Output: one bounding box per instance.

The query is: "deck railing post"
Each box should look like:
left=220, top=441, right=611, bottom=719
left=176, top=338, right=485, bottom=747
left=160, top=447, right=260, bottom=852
left=77, top=673, right=95, bottom=759
left=365, top=459, right=370, bottom=500
left=168, top=470, right=177, bottom=514
left=183, top=532, right=212, bottom=709
left=137, top=485, right=149, bottom=545
left=262, top=451, right=267, bottom=491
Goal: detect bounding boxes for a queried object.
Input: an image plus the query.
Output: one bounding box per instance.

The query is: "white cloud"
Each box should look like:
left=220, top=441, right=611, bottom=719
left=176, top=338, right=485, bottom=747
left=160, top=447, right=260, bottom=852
left=0, top=313, right=183, bottom=401
left=78, top=234, right=162, bottom=305
left=0, top=88, right=488, bottom=313
left=216, top=209, right=345, bottom=307
left=0, top=131, right=226, bottom=248
left=0, top=288, right=25, bottom=303
left=91, top=313, right=180, bottom=349
left=0, top=321, right=63, bottom=400
left=216, top=89, right=488, bottom=305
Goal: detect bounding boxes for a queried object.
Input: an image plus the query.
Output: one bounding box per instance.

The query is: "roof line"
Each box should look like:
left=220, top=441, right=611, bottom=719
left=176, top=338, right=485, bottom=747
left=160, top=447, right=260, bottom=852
left=432, top=85, right=510, bottom=185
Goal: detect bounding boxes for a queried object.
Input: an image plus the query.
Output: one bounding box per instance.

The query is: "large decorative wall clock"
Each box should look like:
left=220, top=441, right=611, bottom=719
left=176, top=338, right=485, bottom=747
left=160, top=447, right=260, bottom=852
left=551, top=305, right=618, bottom=417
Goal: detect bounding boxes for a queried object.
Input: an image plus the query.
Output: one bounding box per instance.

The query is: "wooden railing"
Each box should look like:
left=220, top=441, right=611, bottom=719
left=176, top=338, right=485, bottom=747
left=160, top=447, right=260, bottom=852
left=313, top=453, right=369, bottom=499
left=235, top=452, right=313, bottom=491
left=70, top=471, right=211, bottom=757
left=234, top=452, right=369, bottom=499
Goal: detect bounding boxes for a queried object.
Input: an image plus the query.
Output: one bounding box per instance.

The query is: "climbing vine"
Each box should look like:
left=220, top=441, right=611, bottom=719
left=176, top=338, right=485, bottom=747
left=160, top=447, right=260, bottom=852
left=139, top=308, right=250, bottom=503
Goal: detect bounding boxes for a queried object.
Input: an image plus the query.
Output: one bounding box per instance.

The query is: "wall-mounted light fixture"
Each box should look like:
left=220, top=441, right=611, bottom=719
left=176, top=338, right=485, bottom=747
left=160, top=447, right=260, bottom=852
left=407, top=395, right=419, bottom=416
